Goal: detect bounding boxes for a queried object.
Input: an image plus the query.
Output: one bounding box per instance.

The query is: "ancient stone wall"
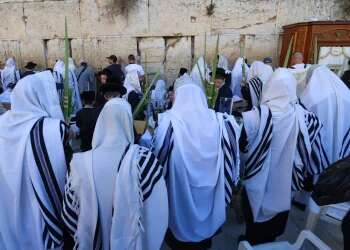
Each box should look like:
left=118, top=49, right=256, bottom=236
left=0, top=0, right=349, bottom=82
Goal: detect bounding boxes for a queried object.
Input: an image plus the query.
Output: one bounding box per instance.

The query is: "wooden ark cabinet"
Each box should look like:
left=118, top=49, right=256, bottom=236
left=279, top=21, right=350, bottom=67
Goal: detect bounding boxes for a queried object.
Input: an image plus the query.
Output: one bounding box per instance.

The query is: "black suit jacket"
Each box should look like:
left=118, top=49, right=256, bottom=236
left=214, top=82, right=233, bottom=112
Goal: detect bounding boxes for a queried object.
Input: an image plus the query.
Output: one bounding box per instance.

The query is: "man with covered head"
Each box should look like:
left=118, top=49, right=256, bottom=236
left=239, top=68, right=327, bottom=245
left=152, top=73, right=241, bottom=249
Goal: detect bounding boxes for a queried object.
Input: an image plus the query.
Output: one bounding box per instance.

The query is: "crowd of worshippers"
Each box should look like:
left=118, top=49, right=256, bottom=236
left=0, top=50, right=349, bottom=250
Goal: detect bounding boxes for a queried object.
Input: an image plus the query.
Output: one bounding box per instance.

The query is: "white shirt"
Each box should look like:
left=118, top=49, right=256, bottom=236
left=125, top=63, right=145, bottom=76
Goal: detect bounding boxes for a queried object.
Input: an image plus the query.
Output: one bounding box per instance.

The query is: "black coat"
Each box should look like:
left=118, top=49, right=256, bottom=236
left=214, top=81, right=233, bottom=112
left=21, top=70, right=35, bottom=78
left=341, top=70, right=350, bottom=89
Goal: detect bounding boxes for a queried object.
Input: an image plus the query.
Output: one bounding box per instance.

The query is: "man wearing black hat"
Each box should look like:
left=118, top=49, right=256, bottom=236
left=178, top=67, right=188, bottom=77
left=21, top=61, right=37, bottom=78
left=76, top=91, right=101, bottom=152
left=104, top=55, right=125, bottom=83
left=213, top=67, right=233, bottom=112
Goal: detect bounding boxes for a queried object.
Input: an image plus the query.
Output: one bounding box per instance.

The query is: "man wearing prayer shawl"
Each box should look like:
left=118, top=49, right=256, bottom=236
left=0, top=71, right=71, bottom=249
left=231, top=57, right=249, bottom=98
left=63, top=98, right=168, bottom=250
left=301, top=65, right=350, bottom=164
left=245, top=61, right=273, bottom=108
left=53, top=59, right=82, bottom=114
left=1, top=57, right=20, bottom=90
left=152, top=73, right=241, bottom=249
left=239, top=68, right=326, bottom=245
left=217, top=54, right=230, bottom=73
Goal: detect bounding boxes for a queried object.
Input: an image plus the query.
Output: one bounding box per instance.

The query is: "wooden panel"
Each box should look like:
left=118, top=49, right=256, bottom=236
left=279, top=21, right=350, bottom=66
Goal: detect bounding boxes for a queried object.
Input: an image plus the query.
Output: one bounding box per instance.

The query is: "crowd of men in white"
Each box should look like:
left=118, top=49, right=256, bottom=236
left=0, top=51, right=349, bottom=250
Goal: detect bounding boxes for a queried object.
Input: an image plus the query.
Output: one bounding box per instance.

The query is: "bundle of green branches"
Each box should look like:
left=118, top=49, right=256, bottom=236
left=132, top=70, right=161, bottom=120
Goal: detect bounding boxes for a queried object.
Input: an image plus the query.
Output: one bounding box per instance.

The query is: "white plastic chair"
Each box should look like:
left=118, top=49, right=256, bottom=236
left=305, top=198, right=343, bottom=231
left=238, top=230, right=331, bottom=250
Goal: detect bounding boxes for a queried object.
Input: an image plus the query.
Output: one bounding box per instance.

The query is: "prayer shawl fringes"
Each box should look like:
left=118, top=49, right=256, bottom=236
left=30, top=118, right=64, bottom=249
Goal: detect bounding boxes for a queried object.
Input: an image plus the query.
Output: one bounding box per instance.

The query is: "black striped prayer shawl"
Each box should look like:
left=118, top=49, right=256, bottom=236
left=242, top=107, right=273, bottom=181
left=63, top=145, right=162, bottom=250
left=248, top=77, right=263, bottom=105
left=30, top=118, right=67, bottom=249
left=292, top=111, right=329, bottom=191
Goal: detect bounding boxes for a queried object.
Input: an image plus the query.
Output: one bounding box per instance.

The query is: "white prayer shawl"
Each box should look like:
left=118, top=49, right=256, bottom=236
left=150, top=79, right=167, bottom=110
left=124, top=70, right=142, bottom=95
left=231, top=57, right=249, bottom=98
left=152, top=81, right=241, bottom=242
left=53, top=60, right=82, bottom=114
left=1, top=58, right=20, bottom=90
left=246, top=61, right=273, bottom=107
left=217, top=54, right=230, bottom=73
left=0, top=71, right=67, bottom=249
left=301, top=66, right=350, bottom=163
left=190, top=56, right=210, bottom=89
left=111, top=145, right=168, bottom=250
left=241, top=106, right=273, bottom=222
left=242, top=69, right=321, bottom=222
left=63, top=98, right=134, bottom=250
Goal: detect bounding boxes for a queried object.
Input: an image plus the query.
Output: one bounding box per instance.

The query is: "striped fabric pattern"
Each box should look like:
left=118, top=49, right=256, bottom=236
left=62, top=177, right=79, bottom=239
left=137, top=147, right=164, bottom=202
left=30, top=118, right=64, bottom=249
left=221, top=116, right=240, bottom=206
left=292, top=112, right=328, bottom=191
left=243, top=107, right=273, bottom=180
left=62, top=172, right=103, bottom=250
left=248, top=77, right=263, bottom=102
left=153, top=124, right=174, bottom=179
left=340, top=126, right=350, bottom=159
left=291, top=162, right=305, bottom=191
left=304, top=112, right=329, bottom=174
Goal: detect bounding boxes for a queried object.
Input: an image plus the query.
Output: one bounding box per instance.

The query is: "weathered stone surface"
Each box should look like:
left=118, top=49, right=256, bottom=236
left=0, top=0, right=348, bottom=72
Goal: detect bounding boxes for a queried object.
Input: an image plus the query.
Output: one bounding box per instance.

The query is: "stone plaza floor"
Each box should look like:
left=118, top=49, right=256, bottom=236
left=162, top=206, right=344, bottom=250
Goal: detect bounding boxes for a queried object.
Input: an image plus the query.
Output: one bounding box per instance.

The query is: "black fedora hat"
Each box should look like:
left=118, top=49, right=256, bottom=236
left=210, top=67, right=227, bottom=79
left=24, top=61, right=37, bottom=70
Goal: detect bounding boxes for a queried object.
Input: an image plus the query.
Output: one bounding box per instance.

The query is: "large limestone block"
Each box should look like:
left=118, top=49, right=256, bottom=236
left=19, top=38, right=46, bottom=69
left=0, top=3, right=25, bottom=39
left=23, top=0, right=81, bottom=39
